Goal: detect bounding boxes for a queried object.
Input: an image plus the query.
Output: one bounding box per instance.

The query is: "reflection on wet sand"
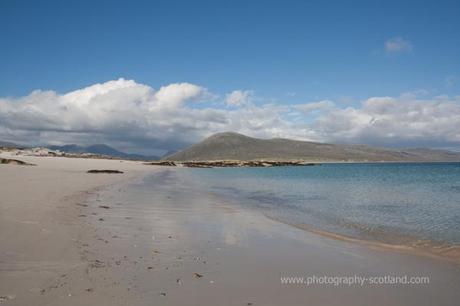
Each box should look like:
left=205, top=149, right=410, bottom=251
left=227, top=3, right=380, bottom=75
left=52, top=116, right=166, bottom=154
left=74, top=169, right=460, bottom=306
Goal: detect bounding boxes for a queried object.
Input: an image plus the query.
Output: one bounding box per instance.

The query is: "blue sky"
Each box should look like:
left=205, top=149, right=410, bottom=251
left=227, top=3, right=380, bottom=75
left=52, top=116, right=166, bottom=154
left=2, top=0, right=459, bottom=100
left=0, top=0, right=459, bottom=153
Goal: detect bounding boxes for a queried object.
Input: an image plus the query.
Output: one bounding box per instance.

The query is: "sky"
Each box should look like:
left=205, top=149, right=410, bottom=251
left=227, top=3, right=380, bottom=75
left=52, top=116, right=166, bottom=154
left=0, top=0, right=459, bottom=154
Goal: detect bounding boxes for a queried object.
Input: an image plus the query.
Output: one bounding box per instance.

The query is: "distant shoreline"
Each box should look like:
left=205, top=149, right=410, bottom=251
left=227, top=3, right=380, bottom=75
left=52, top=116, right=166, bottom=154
left=145, top=159, right=460, bottom=168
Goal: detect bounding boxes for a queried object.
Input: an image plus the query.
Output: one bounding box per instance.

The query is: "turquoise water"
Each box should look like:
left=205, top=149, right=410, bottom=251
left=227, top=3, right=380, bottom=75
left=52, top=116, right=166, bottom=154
left=184, top=163, right=460, bottom=246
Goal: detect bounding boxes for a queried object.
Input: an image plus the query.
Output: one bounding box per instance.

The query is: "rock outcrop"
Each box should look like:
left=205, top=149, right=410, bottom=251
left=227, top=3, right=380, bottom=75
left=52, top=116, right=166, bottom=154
left=144, top=160, right=316, bottom=168
left=0, top=158, right=35, bottom=166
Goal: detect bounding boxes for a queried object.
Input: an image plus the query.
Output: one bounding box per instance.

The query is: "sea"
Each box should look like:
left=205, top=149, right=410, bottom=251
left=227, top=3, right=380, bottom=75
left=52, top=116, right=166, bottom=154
left=180, top=163, right=460, bottom=247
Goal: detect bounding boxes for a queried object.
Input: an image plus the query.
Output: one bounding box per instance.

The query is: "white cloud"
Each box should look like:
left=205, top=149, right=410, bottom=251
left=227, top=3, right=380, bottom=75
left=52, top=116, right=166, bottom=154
left=385, top=37, right=413, bottom=54
left=153, top=83, right=205, bottom=109
left=1, top=79, right=459, bottom=153
left=0, top=79, right=211, bottom=152
left=315, top=94, right=460, bottom=146
left=225, top=90, right=253, bottom=106
left=294, top=100, right=336, bottom=114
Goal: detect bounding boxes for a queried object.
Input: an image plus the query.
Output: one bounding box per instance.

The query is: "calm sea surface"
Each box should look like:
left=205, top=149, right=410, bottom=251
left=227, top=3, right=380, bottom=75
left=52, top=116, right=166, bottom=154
left=182, top=163, right=460, bottom=246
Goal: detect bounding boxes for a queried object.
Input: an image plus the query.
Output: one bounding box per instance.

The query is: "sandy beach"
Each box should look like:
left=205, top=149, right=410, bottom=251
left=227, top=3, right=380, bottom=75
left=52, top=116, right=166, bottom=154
left=1, top=154, right=460, bottom=306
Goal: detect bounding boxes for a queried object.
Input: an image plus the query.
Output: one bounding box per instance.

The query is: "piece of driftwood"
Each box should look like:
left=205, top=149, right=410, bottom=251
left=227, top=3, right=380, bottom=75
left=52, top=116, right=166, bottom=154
left=87, top=169, right=124, bottom=174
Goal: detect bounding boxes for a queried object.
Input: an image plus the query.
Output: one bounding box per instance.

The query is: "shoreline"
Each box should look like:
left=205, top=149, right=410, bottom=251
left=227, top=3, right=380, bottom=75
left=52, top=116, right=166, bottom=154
left=269, top=218, right=460, bottom=264
left=2, top=155, right=460, bottom=305
left=202, top=184, right=460, bottom=265
left=191, top=171, right=460, bottom=264
left=73, top=168, right=460, bottom=305
left=147, top=160, right=460, bottom=169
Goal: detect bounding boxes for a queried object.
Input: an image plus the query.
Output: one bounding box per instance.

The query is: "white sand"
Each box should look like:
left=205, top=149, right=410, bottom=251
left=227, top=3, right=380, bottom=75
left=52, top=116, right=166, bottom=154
left=1, top=153, right=460, bottom=306
left=0, top=153, right=154, bottom=305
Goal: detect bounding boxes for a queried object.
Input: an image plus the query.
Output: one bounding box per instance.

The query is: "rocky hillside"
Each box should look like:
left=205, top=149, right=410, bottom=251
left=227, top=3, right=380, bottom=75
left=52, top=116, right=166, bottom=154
left=164, top=132, right=460, bottom=162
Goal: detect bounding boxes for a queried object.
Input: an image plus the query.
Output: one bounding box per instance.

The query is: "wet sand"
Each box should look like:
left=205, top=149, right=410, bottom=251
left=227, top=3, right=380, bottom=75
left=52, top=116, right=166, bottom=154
left=1, top=155, right=460, bottom=305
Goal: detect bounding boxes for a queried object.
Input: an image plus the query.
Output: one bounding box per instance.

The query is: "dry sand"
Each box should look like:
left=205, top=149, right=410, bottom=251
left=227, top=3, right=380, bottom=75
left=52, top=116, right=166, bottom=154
left=0, top=153, right=152, bottom=305
left=1, top=153, right=460, bottom=306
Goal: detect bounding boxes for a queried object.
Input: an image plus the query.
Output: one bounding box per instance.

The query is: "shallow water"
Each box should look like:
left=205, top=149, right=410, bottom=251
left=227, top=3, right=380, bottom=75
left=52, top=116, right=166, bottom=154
left=180, top=163, right=460, bottom=247
left=87, top=168, right=460, bottom=306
